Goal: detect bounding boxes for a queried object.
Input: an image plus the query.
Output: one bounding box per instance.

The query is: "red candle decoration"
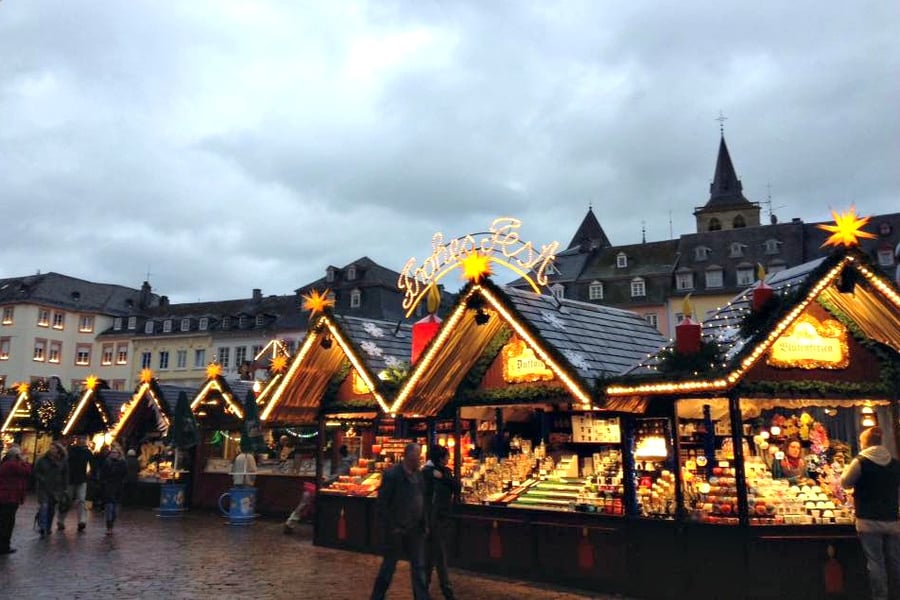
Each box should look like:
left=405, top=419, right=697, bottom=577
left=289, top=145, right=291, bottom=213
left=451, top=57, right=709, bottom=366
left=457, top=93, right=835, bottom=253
left=675, top=295, right=701, bottom=355
left=411, top=314, right=442, bottom=364
left=752, top=264, right=773, bottom=312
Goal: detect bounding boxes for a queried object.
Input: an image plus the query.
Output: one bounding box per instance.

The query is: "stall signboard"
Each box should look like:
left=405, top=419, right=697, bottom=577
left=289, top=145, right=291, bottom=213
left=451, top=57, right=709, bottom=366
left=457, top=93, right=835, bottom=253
left=502, top=339, right=555, bottom=383
left=766, top=314, right=849, bottom=369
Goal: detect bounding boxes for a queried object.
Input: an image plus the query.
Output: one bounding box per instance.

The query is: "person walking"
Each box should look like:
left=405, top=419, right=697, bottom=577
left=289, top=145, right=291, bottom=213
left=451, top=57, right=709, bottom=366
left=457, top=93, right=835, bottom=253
left=0, top=445, right=32, bottom=554
left=33, top=442, right=69, bottom=538
left=59, top=436, right=92, bottom=532
left=841, top=426, right=900, bottom=600
left=423, top=445, right=460, bottom=600
left=99, top=446, right=128, bottom=535
left=370, top=442, right=430, bottom=600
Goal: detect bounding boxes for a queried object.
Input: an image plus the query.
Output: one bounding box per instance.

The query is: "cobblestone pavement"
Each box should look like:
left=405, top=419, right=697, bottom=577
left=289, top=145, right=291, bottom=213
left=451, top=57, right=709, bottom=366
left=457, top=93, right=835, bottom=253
left=0, top=497, right=627, bottom=599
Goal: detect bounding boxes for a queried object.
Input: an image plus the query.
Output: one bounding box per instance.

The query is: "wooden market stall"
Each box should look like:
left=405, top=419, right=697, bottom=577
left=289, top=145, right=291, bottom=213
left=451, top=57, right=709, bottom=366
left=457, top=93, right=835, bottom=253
left=0, top=380, right=72, bottom=464
left=603, top=245, right=900, bottom=600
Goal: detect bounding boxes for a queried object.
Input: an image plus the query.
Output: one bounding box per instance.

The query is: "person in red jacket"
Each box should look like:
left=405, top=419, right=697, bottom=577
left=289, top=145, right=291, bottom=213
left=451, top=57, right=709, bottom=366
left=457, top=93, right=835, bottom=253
left=0, top=445, right=33, bottom=554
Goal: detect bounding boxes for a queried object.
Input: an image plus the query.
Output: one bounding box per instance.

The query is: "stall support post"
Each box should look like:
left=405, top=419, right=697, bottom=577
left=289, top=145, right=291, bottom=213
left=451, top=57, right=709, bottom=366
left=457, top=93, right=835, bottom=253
left=622, top=414, right=639, bottom=518
left=727, top=393, right=749, bottom=527
left=702, top=404, right=716, bottom=479
left=427, top=419, right=436, bottom=450
left=453, top=407, right=462, bottom=479
left=313, top=413, right=326, bottom=544
left=494, top=408, right=504, bottom=457
left=669, top=398, right=687, bottom=520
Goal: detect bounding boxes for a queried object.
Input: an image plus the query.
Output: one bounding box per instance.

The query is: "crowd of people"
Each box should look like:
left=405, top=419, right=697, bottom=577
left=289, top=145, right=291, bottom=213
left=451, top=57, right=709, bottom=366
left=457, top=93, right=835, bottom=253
left=0, top=436, right=135, bottom=553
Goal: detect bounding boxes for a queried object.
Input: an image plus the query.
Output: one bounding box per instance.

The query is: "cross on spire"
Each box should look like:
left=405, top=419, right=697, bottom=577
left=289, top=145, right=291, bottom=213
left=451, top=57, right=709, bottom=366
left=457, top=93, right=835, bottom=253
left=715, top=111, right=728, bottom=136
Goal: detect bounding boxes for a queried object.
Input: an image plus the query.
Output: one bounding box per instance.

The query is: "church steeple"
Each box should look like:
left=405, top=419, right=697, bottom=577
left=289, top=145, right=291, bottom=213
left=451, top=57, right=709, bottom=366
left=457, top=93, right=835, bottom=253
left=707, top=135, right=748, bottom=206
left=567, top=206, right=611, bottom=251
left=693, top=133, right=761, bottom=233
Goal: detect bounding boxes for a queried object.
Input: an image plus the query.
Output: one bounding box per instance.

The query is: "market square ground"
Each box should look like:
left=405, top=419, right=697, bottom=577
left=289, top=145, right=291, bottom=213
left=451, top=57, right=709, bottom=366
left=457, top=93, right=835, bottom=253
left=0, top=498, right=627, bottom=599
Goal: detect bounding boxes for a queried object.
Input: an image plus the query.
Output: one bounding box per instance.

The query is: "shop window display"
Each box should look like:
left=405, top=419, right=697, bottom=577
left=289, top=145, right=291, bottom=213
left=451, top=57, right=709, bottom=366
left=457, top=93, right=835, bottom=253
left=633, top=418, right=676, bottom=519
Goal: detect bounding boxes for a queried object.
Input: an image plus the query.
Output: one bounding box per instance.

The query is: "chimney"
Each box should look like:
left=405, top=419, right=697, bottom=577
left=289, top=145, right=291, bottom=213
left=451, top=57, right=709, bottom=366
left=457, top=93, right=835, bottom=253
left=253, top=288, right=262, bottom=302
left=160, top=296, right=170, bottom=307
left=139, top=281, right=152, bottom=309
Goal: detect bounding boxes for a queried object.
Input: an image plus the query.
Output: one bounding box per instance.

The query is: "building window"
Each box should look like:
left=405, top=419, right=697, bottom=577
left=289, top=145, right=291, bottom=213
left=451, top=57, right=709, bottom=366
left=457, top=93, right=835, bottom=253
left=141, top=352, right=152, bottom=369
left=550, top=284, right=565, bottom=301
left=251, top=345, right=263, bottom=360
left=116, top=343, right=128, bottom=365
left=176, top=350, right=187, bottom=369
left=218, top=347, right=230, bottom=369
left=255, top=314, right=265, bottom=326
left=694, top=247, right=710, bottom=262
left=326, top=268, right=336, bottom=283
left=79, top=315, right=94, bottom=333
left=616, top=253, right=628, bottom=269
left=75, top=344, right=90, bottom=366
left=235, top=346, right=247, bottom=367
left=0, top=337, right=9, bottom=360
left=2, top=307, right=13, bottom=325
left=163, top=320, right=173, bottom=333
left=114, top=317, right=123, bottom=331
left=37, top=309, right=50, bottom=327
left=101, top=344, right=114, bottom=365
left=645, top=313, right=658, bottom=328
left=588, top=281, right=604, bottom=301
left=326, top=291, right=336, bottom=304
left=674, top=312, right=684, bottom=324
left=34, top=339, right=46, bottom=361
left=877, top=247, right=895, bottom=266
left=708, top=218, right=722, bottom=231
left=199, top=317, right=208, bottom=331
left=347, top=265, right=357, bottom=281
left=764, top=239, right=781, bottom=255
left=239, top=315, right=248, bottom=328
left=630, top=278, right=646, bottom=298
left=52, top=312, right=65, bottom=330
left=705, top=268, right=724, bottom=288
left=194, top=349, right=206, bottom=368
left=144, top=321, right=154, bottom=334
left=222, top=317, right=231, bottom=330
left=675, top=272, right=694, bottom=291
left=158, top=351, right=169, bottom=370
left=49, top=341, right=62, bottom=363
left=181, top=318, right=191, bottom=332
left=128, top=316, right=137, bottom=330
left=729, top=243, right=745, bottom=258
left=111, top=379, right=125, bottom=391
left=733, top=214, right=747, bottom=228
left=350, top=289, right=361, bottom=308
left=737, top=266, right=755, bottom=286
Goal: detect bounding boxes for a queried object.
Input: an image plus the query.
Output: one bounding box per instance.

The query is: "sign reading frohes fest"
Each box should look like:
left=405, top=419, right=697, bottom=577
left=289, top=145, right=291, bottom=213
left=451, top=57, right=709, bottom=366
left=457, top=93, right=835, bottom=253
left=766, top=314, right=849, bottom=370
left=503, top=339, right=555, bottom=384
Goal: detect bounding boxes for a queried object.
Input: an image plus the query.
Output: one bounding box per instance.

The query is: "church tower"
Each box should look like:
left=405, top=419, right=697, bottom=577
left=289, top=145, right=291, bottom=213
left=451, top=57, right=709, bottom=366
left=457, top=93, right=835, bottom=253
left=693, top=135, right=761, bottom=233
left=567, top=206, right=612, bottom=251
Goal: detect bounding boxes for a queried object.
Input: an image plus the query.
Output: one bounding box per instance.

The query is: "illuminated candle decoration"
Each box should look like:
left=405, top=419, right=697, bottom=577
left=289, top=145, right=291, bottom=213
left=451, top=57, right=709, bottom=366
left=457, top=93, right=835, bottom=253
left=675, top=295, right=701, bottom=355
left=752, top=263, right=773, bottom=312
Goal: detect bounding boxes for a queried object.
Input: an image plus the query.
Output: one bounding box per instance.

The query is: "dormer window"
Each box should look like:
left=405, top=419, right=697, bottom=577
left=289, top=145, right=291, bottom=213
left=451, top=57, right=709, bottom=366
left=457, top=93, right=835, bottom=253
left=551, top=284, right=565, bottom=300
left=588, top=281, right=604, bottom=301
left=326, top=291, right=336, bottom=303
left=736, top=264, right=756, bottom=286
left=877, top=245, right=895, bottom=267
left=163, top=319, right=173, bottom=333
left=630, top=277, right=646, bottom=298
left=350, top=289, right=361, bottom=308
left=127, top=316, right=137, bottom=330
left=199, top=317, right=209, bottom=331
left=708, top=217, right=722, bottom=231
left=764, top=239, right=782, bottom=255
left=729, top=242, right=746, bottom=258
left=113, top=317, right=123, bottom=331
left=144, top=320, right=155, bottom=334
left=675, top=269, right=694, bottom=291
left=733, top=214, right=747, bottom=228
left=326, top=268, right=336, bottom=283
left=238, top=315, right=248, bottom=328
left=255, top=314, right=265, bottom=326
left=347, top=265, right=357, bottom=281
left=705, top=266, right=724, bottom=289
left=694, top=246, right=711, bottom=262
left=222, top=316, right=231, bottom=330
left=181, top=318, right=191, bottom=332
left=616, top=253, right=628, bottom=269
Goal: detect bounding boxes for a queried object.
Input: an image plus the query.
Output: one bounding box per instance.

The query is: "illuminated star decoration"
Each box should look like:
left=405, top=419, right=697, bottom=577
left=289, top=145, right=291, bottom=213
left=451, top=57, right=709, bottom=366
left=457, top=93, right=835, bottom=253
left=302, top=288, right=336, bottom=318
left=817, top=207, right=876, bottom=248
left=206, top=362, right=223, bottom=379
left=270, top=354, right=288, bottom=374
left=461, top=251, right=492, bottom=283
left=16, top=382, right=29, bottom=395
left=139, top=368, right=155, bottom=384
left=85, top=375, right=100, bottom=391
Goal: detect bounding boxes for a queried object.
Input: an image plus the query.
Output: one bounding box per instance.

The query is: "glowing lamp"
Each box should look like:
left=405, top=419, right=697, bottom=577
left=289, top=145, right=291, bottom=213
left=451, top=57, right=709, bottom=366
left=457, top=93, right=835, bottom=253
left=675, top=294, right=701, bottom=355
left=752, top=264, right=773, bottom=312
left=770, top=425, right=782, bottom=436
left=760, top=431, right=770, bottom=440
left=862, top=415, right=877, bottom=428
left=411, top=314, right=442, bottom=364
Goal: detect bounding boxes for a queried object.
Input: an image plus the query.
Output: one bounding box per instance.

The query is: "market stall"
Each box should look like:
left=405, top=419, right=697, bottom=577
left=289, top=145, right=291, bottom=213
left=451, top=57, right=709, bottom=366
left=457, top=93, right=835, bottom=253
left=605, top=239, right=900, bottom=599
left=0, top=380, right=72, bottom=463
left=61, top=375, right=131, bottom=445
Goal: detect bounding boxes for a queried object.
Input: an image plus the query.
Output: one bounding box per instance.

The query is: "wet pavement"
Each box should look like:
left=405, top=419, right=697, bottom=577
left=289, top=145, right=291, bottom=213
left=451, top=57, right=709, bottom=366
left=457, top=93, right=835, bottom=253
left=0, top=496, right=626, bottom=599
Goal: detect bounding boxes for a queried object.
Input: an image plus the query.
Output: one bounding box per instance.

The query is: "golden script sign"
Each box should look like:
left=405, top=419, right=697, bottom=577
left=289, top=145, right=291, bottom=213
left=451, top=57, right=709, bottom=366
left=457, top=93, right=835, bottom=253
left=766, top=313, right=849, bottom=369
left=502, top=339, right=555, bottom=384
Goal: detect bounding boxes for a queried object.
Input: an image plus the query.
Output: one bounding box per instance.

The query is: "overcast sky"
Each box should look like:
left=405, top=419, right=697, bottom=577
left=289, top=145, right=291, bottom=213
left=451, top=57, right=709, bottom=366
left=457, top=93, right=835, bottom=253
left=2, top=2, right=897, bottom=303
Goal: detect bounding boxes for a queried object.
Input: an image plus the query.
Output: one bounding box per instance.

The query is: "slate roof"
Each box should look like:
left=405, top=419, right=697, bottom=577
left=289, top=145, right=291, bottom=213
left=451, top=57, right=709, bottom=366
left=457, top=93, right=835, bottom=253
left=333, top=315, right=413, bottom=374
left=503, top=286, right=667, bottom=384
left=0, top=272, right=158, bottom=315
left=567, top=207, right=612, bottom=250
left=695, top=135, right=756, bottom=212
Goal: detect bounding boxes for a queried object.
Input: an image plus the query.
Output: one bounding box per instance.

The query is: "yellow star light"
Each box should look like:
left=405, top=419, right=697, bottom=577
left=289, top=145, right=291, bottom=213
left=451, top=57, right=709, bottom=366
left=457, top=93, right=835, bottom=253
left=85, top=375, right=100, bottom=391
left=139, top=368, right=155, bottom=384
left=302, top=289, right=336, bottom=316
left=817, top=207, right=876, bottom=248
left=16, top=382, right=29, bottom=395
left=270, top=354, right=288, bottom=374
left=206, top=363, right=222, bottom=379
left=461, top=252, right=492, bottom=283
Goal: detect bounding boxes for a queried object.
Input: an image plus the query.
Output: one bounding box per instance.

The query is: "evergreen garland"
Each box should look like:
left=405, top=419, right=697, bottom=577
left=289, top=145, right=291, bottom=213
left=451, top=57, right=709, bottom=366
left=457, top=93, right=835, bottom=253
left=654, top=339, right=725, bottom=376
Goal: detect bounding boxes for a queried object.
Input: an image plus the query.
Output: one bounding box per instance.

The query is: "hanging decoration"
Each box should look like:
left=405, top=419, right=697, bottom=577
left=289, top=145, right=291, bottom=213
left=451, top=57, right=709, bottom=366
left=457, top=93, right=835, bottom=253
left=302, top=288, right=335, bottom=319
left=817, top=206, right=876, bottom=248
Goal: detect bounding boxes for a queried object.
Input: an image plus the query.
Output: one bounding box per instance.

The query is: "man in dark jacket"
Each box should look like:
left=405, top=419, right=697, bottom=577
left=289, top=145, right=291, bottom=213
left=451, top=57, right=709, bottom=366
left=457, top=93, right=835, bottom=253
left=33, top=442, right=69, bottom=538
left=60, top=436, right=92, bottom=532
left=0, top=445, right=32, bottom=554
left=423, top=445, right=460, bottom=600
left=370, top=442, right=430, bottom=600
left=841, top=426, right=900, bottom=600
